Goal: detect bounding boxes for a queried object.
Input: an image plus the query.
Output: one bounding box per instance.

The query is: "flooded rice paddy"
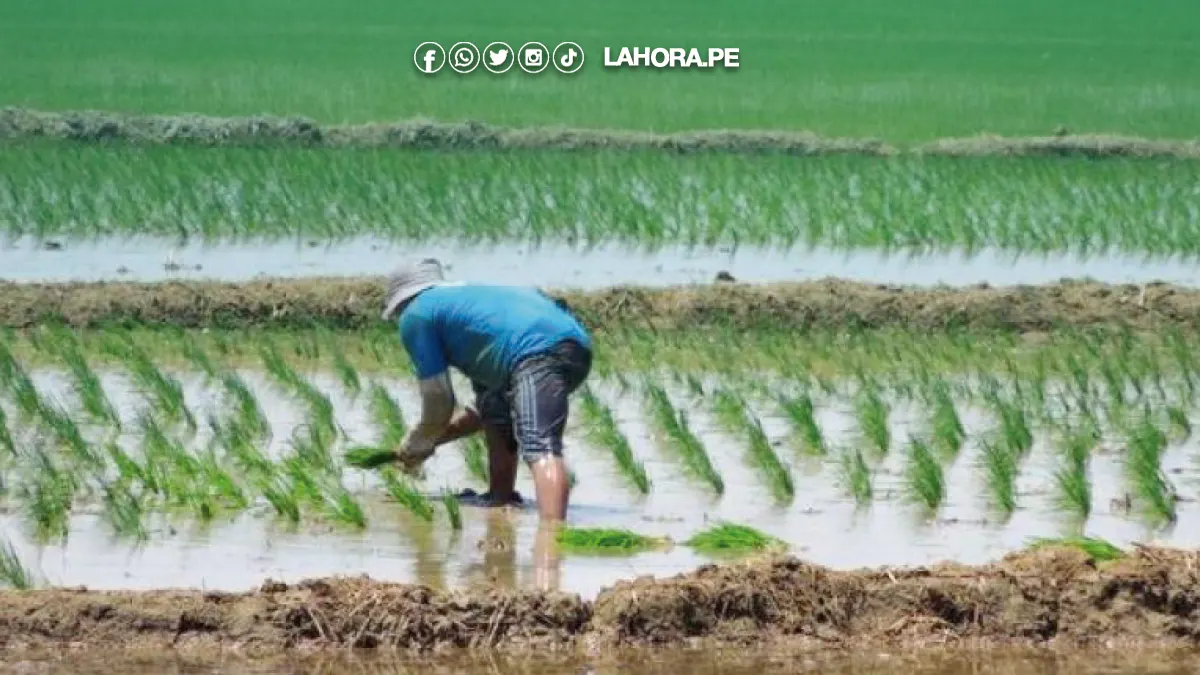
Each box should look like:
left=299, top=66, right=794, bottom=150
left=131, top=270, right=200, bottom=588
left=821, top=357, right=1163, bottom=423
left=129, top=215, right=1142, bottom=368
left=3, top=237, right=1200, bottom=289
left=3, top=360, right=1199, bottom=599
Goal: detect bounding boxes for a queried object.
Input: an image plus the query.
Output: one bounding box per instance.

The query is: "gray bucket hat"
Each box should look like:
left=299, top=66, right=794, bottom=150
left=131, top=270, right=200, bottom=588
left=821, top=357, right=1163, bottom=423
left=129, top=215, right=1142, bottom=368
left=381, top=258, right=447, bottom=320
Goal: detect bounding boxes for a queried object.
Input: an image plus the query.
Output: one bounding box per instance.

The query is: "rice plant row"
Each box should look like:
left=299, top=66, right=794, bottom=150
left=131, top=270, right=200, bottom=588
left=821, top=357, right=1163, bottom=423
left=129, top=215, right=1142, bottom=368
left=5, top=325, right=1200, bottom=542
left=578, top=386, right=651, bottom=495
left=6, top=146, right=1200, bottom=257
left=643, top=380, right=725, bottom=495
left=710, top=387, right=794, bottom=503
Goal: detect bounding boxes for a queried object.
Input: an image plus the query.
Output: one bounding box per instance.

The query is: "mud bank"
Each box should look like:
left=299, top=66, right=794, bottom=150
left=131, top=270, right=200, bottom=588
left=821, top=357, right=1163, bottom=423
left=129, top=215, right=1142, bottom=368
left=3, top=108, right=1198, bottom=158
left=2, top=546, right=1199, bottom=655
left=0, top=277, right=1196, bottom=333
left=0, top=108, right=889, bottom=156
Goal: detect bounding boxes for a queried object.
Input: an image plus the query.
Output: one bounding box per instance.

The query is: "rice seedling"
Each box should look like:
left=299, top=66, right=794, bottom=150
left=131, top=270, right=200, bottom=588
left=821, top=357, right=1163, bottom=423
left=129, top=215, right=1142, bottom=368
left=297, top=381, right=340, bottom=445
left=323, top=485, right=367, bottom=529
left=0, top=338, right=16, bottom=390
left=367, top=382, right=408, bottom=449
left=1126, top=413, right=1177, bottom=524
left=180, top=332, right=220, bottom=381
left=992, top=395, right=1033, bottom=457
left=280, top=455, right=322, bottom=508
left=555, top=526, right=669, bottom=554
left=39, top=403, right=104, bottom=472
left=107, top=338, right=196, bottom=433
left=460, top=434, right=489, bottom=484
left=776, top=391, right=826, bottom=455
left=1027, top=536, right=1124, bottom=562
left=854, top=385, right=890, bottom=457
left=1166, top=405, right=1191, bottom=442
left=0, top=406, right=14, bottom=457
left=138, top=413, right=191, bottom=502
left=219, top=372, right=271, bottom=442
left=259, top=340, right=304, bottom=392
left=0, top=539, right=35, bottom=590
left=711, top=388, right=793, bottom=501
left=381, top=469, right=434, bottom=521
left=644, top=381, right=723, bottom=495
left=257, top=340, right=338, bottom=440
left=928, top=381, right=965, bottom=459
left=684, top=522, right=785, bottom=553
left=8, top=363, right=49, bottom=424
left=442, top=489, right=463, bottom=530
left=212, top=416, right=274, bottom=479
left=980, top=438, right=1018, bottom=516
left=344, top=445, right=396, bottom=470
left=16, top=447, right=76, bottom=542
left=197, top=450, right=249, bottom=510
left=327, top=336, right=362, bottom=399
left=904, top=436, right=944, bottom=512
left=1054, top=428, right=1095, bottom=519
left=578, top=387, right=650, bottom=494
left=57, top=339, right=121, bottom=430
left=257, top=475, right=301, bottom=523
left=100, top=481, right=148, bottom=541
left=838, top=448, right=873, bottom=506
left=289, top=424, right=335, bottom=476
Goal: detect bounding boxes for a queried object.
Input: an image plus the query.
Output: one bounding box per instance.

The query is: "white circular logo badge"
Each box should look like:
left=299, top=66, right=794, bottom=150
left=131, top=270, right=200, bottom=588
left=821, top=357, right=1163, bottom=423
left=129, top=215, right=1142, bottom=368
left=413, top=42, right=446, bottom=74
left=517, top=41, right=550, bottom=74
left=448, top=41, right=481, bottom=74
left=552, top=42, right=584, bottom=74
left=482, top=41, right=516, bottom=74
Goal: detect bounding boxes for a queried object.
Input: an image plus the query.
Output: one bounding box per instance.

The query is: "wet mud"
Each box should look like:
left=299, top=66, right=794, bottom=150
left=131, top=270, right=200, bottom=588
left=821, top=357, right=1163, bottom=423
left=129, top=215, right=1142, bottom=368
left=2, top=277, right=1198, bottom=333
left=2, top=546, right=1200, bottom=656
left=3, top=108, right=1199, bottom=158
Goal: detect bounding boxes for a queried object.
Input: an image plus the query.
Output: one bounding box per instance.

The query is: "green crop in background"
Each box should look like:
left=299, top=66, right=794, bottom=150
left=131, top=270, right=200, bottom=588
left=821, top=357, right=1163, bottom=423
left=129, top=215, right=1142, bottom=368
left=0, top=0, right=1197, bottom=140
left=2, top=144, right=1198, bottom=254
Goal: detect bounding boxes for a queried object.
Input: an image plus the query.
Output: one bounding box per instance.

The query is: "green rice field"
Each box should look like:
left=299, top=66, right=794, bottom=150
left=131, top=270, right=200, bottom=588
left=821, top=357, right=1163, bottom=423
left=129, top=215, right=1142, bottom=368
left=2, top=143, right=1198, bottom=253
left=3, top=6, right=1200, bottom=669
left=1, top=0, right=1197, bottom=139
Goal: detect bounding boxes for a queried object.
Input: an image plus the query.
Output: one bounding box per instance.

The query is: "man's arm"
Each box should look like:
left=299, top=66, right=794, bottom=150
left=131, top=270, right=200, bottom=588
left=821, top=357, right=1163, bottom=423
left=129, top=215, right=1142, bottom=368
left=435, top=407, right=485, bottom=446
left=400, top=373, right=457, bottom=456
left=396, top=309, right=456, bottom=458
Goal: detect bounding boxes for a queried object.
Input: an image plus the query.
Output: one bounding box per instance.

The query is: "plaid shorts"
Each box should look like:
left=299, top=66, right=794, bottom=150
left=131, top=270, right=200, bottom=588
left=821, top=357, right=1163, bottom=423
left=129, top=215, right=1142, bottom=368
left=471, top=340, right=592, bottom=463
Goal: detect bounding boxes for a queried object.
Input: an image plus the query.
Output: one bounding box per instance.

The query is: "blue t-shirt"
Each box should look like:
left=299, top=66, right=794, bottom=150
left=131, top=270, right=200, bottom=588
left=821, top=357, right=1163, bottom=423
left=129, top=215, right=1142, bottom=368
left=398, top=284, right=592, bottom=390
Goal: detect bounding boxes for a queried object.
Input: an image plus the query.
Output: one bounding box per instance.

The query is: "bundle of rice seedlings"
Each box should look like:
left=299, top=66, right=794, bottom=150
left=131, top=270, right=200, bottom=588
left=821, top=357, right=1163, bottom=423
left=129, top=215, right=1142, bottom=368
left=684, top=522, right=785, bottom=553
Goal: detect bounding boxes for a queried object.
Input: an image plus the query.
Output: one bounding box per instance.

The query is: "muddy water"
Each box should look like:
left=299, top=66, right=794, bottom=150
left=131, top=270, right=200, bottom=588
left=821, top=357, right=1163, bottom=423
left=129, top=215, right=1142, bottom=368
left=2, top=236, right=1199, bottom=288
left=13, top=649, right=1200, bottom=675
left=3, top=368, right=1200, bottom=599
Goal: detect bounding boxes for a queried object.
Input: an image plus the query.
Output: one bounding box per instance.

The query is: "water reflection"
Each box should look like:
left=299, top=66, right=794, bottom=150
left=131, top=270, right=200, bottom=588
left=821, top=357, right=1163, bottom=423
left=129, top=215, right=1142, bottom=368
left=27, top=647, right=1200, bottom=675
left=532, top=522, right=562, bottom=593
left=462, top=509, right=519, bottom=590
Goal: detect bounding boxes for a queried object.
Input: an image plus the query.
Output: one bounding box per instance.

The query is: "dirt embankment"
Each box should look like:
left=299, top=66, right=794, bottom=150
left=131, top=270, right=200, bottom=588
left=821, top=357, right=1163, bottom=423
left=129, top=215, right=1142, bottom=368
left=1, top=546, right=1199, bottom=655
left=1, top=277, right=1197, bottom=333
left=3, top=108, right=1199, bottom=158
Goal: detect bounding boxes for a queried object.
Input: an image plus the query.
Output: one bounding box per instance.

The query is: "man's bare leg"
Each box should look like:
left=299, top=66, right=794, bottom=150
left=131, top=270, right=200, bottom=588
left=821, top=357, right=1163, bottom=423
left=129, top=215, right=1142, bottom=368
left=529, top=455, right=570, bottom=521
left=485, top=424, right=519, bottom=506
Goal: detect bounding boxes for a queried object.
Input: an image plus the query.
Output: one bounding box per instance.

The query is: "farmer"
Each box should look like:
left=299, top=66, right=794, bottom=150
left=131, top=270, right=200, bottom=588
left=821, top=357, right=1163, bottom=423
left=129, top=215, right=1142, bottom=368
left=379, top=258, right=592, bottom=522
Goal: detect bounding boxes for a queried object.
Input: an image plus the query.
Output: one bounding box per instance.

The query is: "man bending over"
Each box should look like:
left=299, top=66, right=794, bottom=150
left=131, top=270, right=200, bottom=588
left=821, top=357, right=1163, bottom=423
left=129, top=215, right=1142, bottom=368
left=379, top=258, right=592, bottom=522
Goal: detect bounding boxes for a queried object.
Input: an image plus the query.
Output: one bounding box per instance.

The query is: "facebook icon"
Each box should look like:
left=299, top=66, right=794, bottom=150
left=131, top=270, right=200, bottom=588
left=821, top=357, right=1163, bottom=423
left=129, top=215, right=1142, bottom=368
left=413, top=42, right=446, bottom=74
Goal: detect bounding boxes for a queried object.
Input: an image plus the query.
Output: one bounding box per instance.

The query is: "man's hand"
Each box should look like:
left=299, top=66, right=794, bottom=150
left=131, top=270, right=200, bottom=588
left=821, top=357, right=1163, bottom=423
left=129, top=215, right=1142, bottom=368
left=394, top=435, right=436, bottom=475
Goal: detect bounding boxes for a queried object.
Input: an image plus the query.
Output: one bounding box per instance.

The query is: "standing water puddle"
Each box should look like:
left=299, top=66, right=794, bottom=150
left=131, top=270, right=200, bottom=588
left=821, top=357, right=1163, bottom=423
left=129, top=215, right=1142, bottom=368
left=1, top=237, right=1198, bottom=288
left=12, top=646, right=1200, bottom=675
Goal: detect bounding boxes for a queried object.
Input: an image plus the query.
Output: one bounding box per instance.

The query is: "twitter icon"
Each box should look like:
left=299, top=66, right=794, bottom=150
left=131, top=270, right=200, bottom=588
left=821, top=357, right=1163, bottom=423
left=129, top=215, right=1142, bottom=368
left=482, top=41, right=515, bottom=74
